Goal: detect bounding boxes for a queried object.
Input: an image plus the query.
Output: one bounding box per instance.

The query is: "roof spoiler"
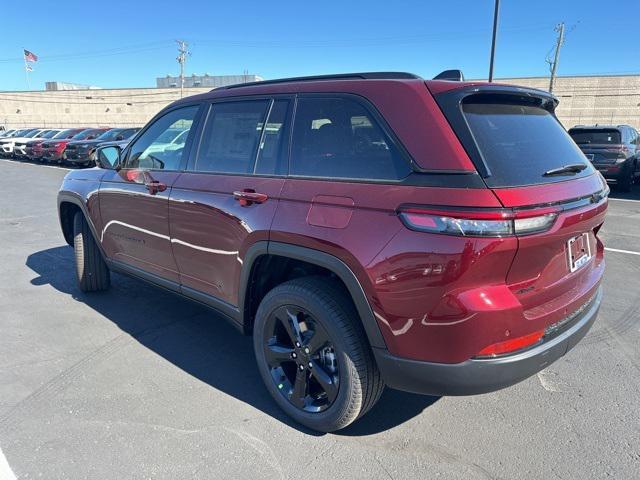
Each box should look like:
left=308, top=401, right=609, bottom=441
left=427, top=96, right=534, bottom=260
left=433, top=69, right=465, bottom=81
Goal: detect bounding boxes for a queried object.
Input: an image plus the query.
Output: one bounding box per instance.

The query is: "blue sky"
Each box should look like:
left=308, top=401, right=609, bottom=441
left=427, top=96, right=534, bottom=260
left=0, top=0, right=637, bottom=91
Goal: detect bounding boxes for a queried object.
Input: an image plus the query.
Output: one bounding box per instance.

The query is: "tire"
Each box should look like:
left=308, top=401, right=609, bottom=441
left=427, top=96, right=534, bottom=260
left=73, top=212, right=110, bottom=292
left=617, top=162, right=634, bottom=193
left=253, top=276, right=384, bottom=432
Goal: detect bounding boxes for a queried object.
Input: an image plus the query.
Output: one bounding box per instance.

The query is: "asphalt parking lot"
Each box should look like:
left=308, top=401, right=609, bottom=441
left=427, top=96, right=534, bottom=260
left=0, top=158, right=638, bottom=479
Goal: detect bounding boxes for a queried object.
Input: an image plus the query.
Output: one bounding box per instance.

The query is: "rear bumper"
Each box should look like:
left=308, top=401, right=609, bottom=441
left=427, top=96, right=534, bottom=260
left=373, top=286, right=602, bottom=396
left=593, top=164, right=622, bottom=180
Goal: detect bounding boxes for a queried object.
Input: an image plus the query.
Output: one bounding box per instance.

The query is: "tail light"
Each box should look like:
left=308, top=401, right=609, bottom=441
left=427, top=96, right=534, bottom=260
left=398, top=206, right=559, bottom=237
left=475, top=329, right=545, bottom=358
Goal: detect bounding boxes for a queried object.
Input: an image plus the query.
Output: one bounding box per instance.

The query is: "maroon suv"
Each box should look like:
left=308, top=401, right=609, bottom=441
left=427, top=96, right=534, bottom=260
left=58, top=72, right=607, bottom=432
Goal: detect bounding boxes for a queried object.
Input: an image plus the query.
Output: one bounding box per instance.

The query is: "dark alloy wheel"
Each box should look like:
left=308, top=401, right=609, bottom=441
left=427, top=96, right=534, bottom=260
left=263, top=305, right=339, bottom=413
left=253, top=276, right=384, bottom=432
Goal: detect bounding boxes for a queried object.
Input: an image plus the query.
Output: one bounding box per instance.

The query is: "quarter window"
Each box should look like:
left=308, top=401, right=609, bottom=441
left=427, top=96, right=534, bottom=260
left=125, top=105, right=199, bottom=170
left=255, top=100, right=291, bottom=175
left=290, top=97, right=411, bottom=180
left=196, top=100, right=270, bottom=174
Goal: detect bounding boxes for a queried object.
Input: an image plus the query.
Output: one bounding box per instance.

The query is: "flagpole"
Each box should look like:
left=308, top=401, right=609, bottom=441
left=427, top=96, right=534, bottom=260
left=23, top=49, right=31, bottom=90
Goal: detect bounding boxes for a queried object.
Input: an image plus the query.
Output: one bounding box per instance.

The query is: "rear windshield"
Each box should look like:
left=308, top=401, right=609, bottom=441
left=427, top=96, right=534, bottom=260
left=568, top=129, right=621, bottom=145
left=462, top=97, right=593, bottom=187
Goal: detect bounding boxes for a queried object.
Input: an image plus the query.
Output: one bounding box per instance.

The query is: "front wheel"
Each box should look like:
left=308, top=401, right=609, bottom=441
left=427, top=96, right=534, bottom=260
left=73, top=212, right=111, bottom=292
left=253, top=276, right=384, bottom=432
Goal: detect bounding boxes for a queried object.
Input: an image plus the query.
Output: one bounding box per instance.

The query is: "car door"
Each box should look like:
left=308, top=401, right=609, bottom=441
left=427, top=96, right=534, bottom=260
left=98, top=104, right=202, bottom=283
left=169, top=97, right=292, bottom=307
left=269, top=94, right=414, bottom=279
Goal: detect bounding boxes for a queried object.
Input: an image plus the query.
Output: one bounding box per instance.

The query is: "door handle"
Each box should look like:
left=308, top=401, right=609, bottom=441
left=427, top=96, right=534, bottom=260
left=145, top=180, right=167, bottom=195
left=233, top=189, right=268, bottom=206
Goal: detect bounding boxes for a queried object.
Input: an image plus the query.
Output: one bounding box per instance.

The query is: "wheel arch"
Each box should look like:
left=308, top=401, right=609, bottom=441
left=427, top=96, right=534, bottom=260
left=57, top=192, right=106, bottom=259
left=239, top=241, right=387, bottom=349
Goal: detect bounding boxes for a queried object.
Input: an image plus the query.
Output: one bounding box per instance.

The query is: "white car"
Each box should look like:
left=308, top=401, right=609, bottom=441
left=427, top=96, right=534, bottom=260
left=14, top=129, right=64, bottom=158
left=0, top=129, right=18, bottom=139
left=0, top=128, right=47, bottom=157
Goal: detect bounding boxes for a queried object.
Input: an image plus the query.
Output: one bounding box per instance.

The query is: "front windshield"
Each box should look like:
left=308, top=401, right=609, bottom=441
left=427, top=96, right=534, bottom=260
left=72, top=129, right=101, bottom=140
left=53, top=129, right=75, bottom=139
left=41, top=130, right=59, bottom=139
left=96, top=129, right=123, bottom=141
left=25, top=130, right=42, bottom=138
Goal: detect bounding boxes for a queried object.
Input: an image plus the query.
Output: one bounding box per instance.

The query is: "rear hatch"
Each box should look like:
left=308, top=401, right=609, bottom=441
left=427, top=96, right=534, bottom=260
left=567, top=128, right=625, bottom=166
left=432, top=84, right=607, bottom=328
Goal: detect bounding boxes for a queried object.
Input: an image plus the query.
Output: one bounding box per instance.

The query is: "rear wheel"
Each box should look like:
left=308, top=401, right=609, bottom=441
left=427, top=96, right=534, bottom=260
left=253, top=276, right=384, bottom=432
left=73, top=212, right=110, bottom=292
left=617, top=162, right=634, bottom=192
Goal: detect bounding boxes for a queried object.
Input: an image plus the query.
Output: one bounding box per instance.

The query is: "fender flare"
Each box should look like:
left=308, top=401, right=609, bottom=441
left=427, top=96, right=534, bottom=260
left=57, top=191, right=107, bottom=260
left=239, top=241, right=387, bottom=349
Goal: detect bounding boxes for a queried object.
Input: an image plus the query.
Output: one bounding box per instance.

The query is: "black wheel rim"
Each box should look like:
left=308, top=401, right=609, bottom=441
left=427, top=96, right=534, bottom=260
left=263, top=305, right=339, bottom=413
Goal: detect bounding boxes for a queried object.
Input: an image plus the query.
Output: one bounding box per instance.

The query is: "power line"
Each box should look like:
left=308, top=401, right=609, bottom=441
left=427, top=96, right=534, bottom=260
left=0, top=41, right=174, bottom=64
left=0, top=96, right=177, bottom=105
left=0, top=90, right=189, bottom=99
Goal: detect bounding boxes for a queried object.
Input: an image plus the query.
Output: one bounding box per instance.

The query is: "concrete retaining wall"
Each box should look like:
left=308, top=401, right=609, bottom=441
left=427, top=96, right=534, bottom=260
left=0, top=87, right=211, bottom=129
left=2, top=74, right=639, bottom=130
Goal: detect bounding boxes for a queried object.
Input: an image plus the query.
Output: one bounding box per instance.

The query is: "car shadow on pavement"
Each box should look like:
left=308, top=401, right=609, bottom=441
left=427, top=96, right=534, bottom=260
left=26, top=246, right=439, bottom=436
left=607, top=183, right=640, bottom=200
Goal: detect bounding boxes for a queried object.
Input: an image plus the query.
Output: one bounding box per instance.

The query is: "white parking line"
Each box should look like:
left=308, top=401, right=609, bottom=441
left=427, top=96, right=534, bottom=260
left=605, top=247, right=640, bottom=256
left=0, top=446, right=16, bottom=480
left=1, top=158, right=70, bottom=171
left=608, top=197, right=640, bottom=203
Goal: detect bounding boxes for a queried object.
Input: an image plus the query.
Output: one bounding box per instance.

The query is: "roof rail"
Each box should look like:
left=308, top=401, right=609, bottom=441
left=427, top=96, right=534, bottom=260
left=433, top=69, right=465, bottom=81
left=217, top=72, right=421, bottom=90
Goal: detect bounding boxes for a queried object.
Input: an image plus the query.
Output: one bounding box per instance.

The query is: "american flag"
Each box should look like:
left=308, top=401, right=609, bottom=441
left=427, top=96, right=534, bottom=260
left=23, top=49, right=38, bottom=62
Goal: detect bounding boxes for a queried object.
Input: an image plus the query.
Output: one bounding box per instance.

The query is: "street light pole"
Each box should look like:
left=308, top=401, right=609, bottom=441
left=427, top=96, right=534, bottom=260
left=488, top=0, right=500, bottom=82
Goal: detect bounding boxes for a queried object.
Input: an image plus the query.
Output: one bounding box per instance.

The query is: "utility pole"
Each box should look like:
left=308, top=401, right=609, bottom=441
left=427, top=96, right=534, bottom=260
left=488, top=0, right=500, bottom=82
left=176, top=40, right=190, bottom=98
left=548, top=23, right=565, bottom=93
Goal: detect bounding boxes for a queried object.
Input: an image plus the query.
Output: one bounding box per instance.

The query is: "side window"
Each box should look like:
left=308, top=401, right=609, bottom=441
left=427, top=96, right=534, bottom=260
left=290, top=97, right=412, bottom=181
left=195, top=100, right=270, bottom=174
left=255, top=100, right=291, bottom=175
left=125, top=105, right=199, bottom=170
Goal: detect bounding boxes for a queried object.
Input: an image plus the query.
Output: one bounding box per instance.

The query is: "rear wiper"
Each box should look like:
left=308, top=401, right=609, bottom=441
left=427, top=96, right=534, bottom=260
left=543, top=163, right=588, bottom=177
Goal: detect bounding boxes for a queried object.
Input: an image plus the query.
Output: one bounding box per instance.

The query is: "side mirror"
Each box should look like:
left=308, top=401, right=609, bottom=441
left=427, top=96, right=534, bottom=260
left=96, top=145, right=122, bottom=170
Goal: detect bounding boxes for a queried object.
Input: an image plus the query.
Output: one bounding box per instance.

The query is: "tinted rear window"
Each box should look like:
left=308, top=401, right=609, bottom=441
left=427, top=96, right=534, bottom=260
left=462, top=97, right=593, bottom=187
left=569, top=129, right=621, bottom=145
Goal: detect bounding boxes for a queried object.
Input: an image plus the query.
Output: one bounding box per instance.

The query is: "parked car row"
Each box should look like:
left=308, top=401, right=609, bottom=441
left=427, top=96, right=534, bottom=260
left=0, top=127, right=141, bottom=167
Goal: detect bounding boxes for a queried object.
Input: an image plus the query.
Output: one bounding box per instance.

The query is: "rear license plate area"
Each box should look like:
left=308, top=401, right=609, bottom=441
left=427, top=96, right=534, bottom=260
left=567, top=233, right=592, bottom=273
